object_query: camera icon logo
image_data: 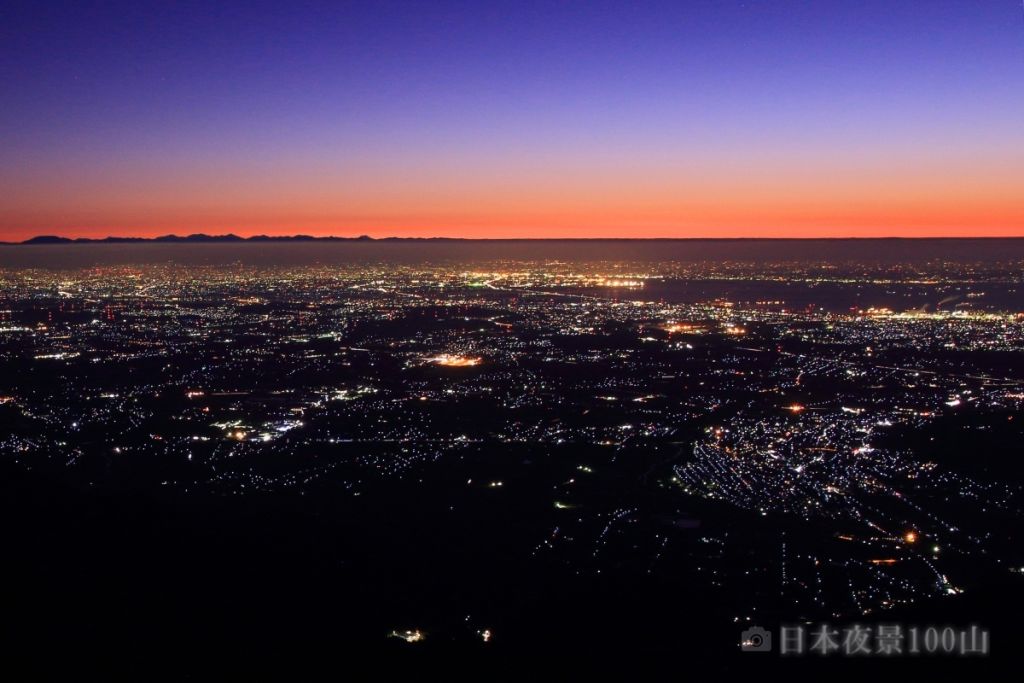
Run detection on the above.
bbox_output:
[740,627,772,652]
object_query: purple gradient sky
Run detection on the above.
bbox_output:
[2,1,1023,239]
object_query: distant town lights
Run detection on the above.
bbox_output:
[426,353,481,367]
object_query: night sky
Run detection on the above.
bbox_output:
[2,1,1023,240]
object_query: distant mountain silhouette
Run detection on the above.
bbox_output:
[21,235,76,244]
[14,233,394,245]
[152,233,245,243]
[4,235,520,245]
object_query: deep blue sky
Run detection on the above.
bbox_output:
[2,1,1023,238]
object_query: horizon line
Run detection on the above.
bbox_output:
[5,233,1024,246]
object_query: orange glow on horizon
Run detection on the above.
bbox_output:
[3,158,1023,241]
